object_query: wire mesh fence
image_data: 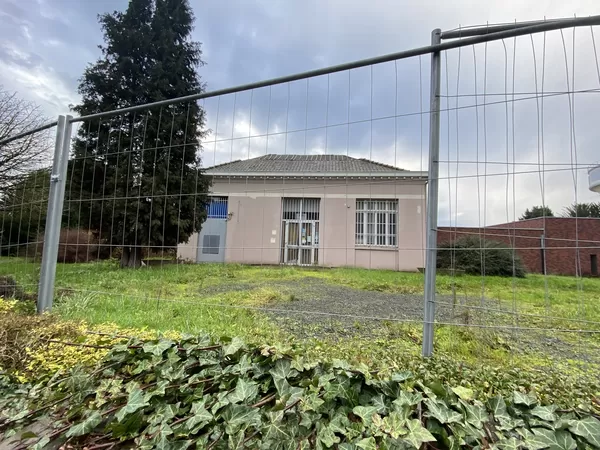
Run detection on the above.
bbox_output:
[0,18,599,378]
[0,124,57,298]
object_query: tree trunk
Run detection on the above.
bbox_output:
[120,246,142,268]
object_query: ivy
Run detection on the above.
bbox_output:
[1,336,599,449]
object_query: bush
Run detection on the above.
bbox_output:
[437,235,526,277]
[29,228,111,263]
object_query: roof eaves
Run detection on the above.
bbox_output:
[207,171,428,178]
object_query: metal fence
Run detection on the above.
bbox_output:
[1,16,600,369]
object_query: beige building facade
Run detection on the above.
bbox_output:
[178,155,427,272]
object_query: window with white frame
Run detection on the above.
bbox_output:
[355,200,398,247]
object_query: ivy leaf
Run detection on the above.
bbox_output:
[149,404,178,426]
[132,359,153,374]
[424,399,463,424]
[185,402,212,431]
[66,411,103,437]
[270,359,296,381]
[380,411,409,439]
[142,340,174,356]
[221,404,261,435]
[527,428,576,450]
[339,444,358,450]
[371,393,388,414]
[356,436,377,450]
[352,405,380,426]
[568,416,600,447]
[152,430,174,450]
[403,419,437,449]
[452,386,474,401]
[391,372,412,383]
[227,431,245,449]
[224,337,245,356]
[329,413,351,435]
[462,402,489,429]
[303,392,325,411]
[495,437,520,450]
[318,424,341,447]
[393,391,422,408]
[263,411,293,441]
[228,378,259,404]
[116,387,150,422]
[488,396,510,421]
[31,436,50,450]
[513,391,537,407]
[171,441,192,450]
[531,406,557,422]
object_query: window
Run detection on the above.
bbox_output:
[206,197,228,219]
[202,235,220,254]
[355,200,397,247]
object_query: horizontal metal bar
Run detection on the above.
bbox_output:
[0,120,59,147]
[67,14,600,123]
[441,17,568,39]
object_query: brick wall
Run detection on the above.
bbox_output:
[438,218,600,276]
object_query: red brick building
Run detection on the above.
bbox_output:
[438,217,600,276]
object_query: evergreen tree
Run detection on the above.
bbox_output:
[563,202,600,218]
[68,0,210,268]
[519,205,554,220]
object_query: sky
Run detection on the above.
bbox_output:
[1,0,600,226]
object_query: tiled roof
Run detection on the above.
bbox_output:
[206,154,408,175]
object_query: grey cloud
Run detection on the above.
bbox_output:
[2,0,600,228]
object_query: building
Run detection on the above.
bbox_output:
[438,217,600,276]
[177,154,427,271]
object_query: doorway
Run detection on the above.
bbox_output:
[281,198,320,266]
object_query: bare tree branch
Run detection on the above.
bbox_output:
[0,87,51,189]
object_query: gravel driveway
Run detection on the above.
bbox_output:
[202,276,600,363]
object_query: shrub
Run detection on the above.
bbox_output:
[30,228,110,263]
[437,235,526,277]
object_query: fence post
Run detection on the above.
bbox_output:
[37,115,72,313]
[422,29,442,357]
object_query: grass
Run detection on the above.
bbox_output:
[1,258,600,367]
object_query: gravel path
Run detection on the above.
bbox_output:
[200,277,600,363]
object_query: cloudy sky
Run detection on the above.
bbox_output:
[1,0,600,226]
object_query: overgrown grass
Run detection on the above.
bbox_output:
[2,258,599,370]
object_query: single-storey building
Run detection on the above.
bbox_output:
[178,154,427,271]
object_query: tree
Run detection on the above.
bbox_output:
[0,88,49,190]
[67,0,210,268]
[519,205,554,220]
[562,202,600,218]
[0,168,50,255]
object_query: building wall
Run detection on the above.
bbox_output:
[178,177,426,271]
[438,218,600,276]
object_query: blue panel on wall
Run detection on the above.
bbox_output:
[207,198,228,219]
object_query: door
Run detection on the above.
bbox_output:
[281,198,320,266]
[197,197,228,263]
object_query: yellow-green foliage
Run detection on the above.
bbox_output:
[0,298,180,383]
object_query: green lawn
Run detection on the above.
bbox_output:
[2,258,599,361]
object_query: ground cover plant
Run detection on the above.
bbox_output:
[1,334,599,449]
